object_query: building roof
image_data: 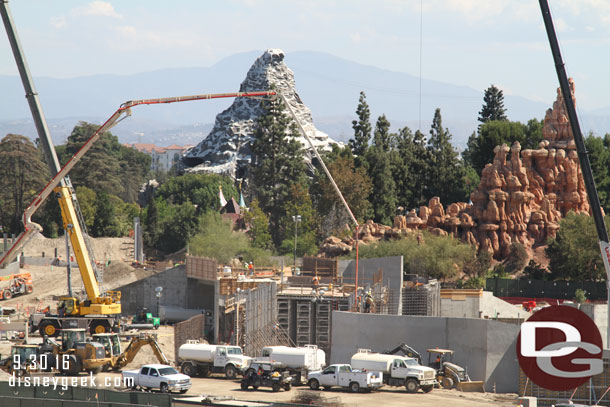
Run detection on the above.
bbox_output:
[129,143,190,154]
[221,198,241,215]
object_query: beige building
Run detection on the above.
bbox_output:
[127,143,191,172]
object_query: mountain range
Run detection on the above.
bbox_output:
[1,50,609,149]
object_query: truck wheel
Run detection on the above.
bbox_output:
[61,355,81,376]
[3,290,12,300]
[39,321,59,337]
[225,365,237,380]
[422,385,434,393]
[245,368,255,376]
[160,383,169,393]
[441,377,454,389]
[405,379,420,393]
[25,285,33,294]
[284,383,292,391]
[181,362,196,377]
[308,379,320,390]
[90,321,110,335]
[272,383,280,392]
[349,381,360,393]
[240,382,248,390]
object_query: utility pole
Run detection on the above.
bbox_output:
[292,215,301,275]
[539,0,610,346]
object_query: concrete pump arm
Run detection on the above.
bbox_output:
[0,91,276,302]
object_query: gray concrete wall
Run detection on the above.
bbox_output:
[441,291,529,319]
[339,256,403,314]
[118,265,188,315]
[330,311,520,392]
[186,278,215,310]
[568,303,608,348]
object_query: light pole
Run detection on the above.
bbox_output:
[292,215,301,275]
[155,286,163,319]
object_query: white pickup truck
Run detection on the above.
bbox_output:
[122,364,191,393]
[307,364,383,393]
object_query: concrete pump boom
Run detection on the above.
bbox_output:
[0,91,276,299]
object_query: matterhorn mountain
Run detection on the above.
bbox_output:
[181,49,340,178]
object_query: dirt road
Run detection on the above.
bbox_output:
[91,372,517,407]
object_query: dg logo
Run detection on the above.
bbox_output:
[517,305,603,391]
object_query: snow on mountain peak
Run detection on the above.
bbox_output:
[182,49,340,178]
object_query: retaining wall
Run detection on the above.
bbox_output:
[330,311,519,392]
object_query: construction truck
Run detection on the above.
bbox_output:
[351,349,436,393]
[259,345,326,385]
[92,332,169,371]
[178,341,250,379]
[0,273,33,300]
[383,343,484,392]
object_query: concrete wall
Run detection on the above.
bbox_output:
[330,311,520,392]
[118,265,188,315]
[339,256,403,314]
[569,303,608,348]
[441,291,529,319]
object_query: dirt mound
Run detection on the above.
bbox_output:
[21,232,133,262]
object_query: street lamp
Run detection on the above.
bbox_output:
[292,215,301,275]
[155,286,163,320]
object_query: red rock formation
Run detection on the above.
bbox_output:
[318,79,590,259]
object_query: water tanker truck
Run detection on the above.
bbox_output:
[259,345,326,385]
[350,349,436,393]
[178,341,251,379]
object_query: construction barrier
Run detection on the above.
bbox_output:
[0,381,171,407]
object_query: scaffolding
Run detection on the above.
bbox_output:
[402,278,441,316]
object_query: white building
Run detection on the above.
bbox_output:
[127,143,191,172]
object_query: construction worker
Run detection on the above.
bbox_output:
[312,276,319,287]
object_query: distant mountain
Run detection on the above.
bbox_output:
[2,50,607,148]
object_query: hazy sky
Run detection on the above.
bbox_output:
[2,1,610,111]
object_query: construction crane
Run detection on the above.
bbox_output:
[0,90,276,336]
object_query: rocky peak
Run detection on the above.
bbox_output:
[182,49,339,178]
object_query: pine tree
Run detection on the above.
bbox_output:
[250,97,307,245]
[349,91,372,168]
[478,85,508,123]
[373,114,391,152]
[366,145,397,225]
[426,108,467,203]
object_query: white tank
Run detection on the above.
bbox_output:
[178,343,217,363]
[261,345,325,370]
[351,351,401,373]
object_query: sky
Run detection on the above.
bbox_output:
[2,0,610,112]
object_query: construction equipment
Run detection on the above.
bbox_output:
[383,343,484,392]
[130,308,160,330]
[0,344,42,376]
[30,328,111,376]
[92,332,169,371]
[426,349,484,392]
[0,273,33,300]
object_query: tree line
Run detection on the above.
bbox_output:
[3,85,610,282]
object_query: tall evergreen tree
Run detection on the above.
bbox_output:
[373,114,391,152]
[349,91,372,168]
[478,85,508,123]
[250,97,307,245]
[426,109,467,203]
[366,145,397,225]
